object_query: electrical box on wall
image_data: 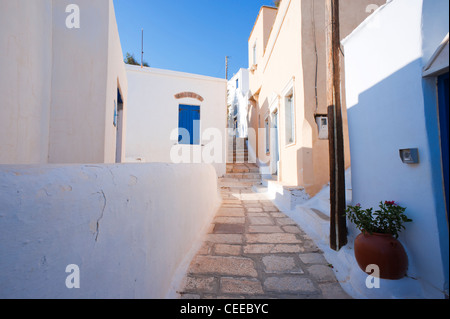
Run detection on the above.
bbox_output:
[399,148,420,164]
[315,114,329,140]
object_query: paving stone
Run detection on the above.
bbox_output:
[244,203,263,208]
[182,276,217,293]
[222,204,244,208]
[262,255,304,274]
[263,206,279,212]
[319,283,351,299]
[248,225,284,233]
[247,213,271,218]
[307,264,337,283]
[248,217,273,225]
[247,207,264,213]
[246,233,301,244]
[220,277,264,295]
[214,244,242,256]
[222,200,241,204]
[243,244,302,254]
[213,223,245,234]
[206,234,243,244]
[217,208,245,217]
[275,217,297,226]
[297,240,320,253]
[299,253,328,265]
[189,256,258,277]
[270,213,286,218]
[197,242,212,255]
[264,276,319,294]
[282,226,302,234]
[214,217,245,224]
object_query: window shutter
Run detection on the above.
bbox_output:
[178,105,200,145]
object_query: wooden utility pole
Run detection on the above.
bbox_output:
[326,0,347,251]
[225,56,229,80]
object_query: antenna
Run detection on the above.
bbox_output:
[141,28,144,68]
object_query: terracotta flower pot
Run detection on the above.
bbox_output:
[354,232,408,280]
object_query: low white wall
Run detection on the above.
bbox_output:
[0,163,220,299]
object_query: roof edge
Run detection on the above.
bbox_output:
[248,6,278,42]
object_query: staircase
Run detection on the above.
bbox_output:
[221,136,261,189]
[227,137,248,164]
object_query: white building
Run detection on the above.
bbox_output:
[0,0,222,299]
[343,0,449,298]
[227,68,250,139]
[125,65,228,177]
[0,0,128,164]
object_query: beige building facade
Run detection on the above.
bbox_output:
[248,0,385,197]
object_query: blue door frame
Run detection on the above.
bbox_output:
[438,73,449,220]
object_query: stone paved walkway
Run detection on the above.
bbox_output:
[177,163,350,299]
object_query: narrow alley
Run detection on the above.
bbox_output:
[178,155,350,299]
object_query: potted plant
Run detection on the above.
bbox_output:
[346,201,413,280]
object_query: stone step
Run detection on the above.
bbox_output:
[233,154,248,157]
[226,164,259,173]
[220,178,261,184]
[218,181,257,187]
[229,168,259,173]
[227,163,258,168]
[224,173,261,179]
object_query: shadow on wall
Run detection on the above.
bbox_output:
[346,58,448,297]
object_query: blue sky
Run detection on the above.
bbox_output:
[113,0,276,79]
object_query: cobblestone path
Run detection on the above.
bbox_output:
[177,163,350,299]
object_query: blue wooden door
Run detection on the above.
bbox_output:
[438,73,449,218]
[178,105,200,145]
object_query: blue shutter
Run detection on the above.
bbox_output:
[192,106,200,145]
[178,105,200,145]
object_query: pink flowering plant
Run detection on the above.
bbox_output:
[345,201,412,238]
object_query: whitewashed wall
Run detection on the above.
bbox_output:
[343,0,449,298]
[0,163,220,299]
[228,68,250,138]
[125,66,227,177]
[0,0,53,164]
[49,0,128,164]
[0,0,127,165]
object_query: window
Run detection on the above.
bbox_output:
[236,78,239,89]
[265,117,270,154]
[285,94,295,145]
[178,105,200,145]
[253,42,257,65]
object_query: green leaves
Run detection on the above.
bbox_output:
[124,52,149,67]
[345,201,412,238]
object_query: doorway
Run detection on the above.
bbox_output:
[271,110,280,177]
[115,88,124,163]
[438,72,449,219]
